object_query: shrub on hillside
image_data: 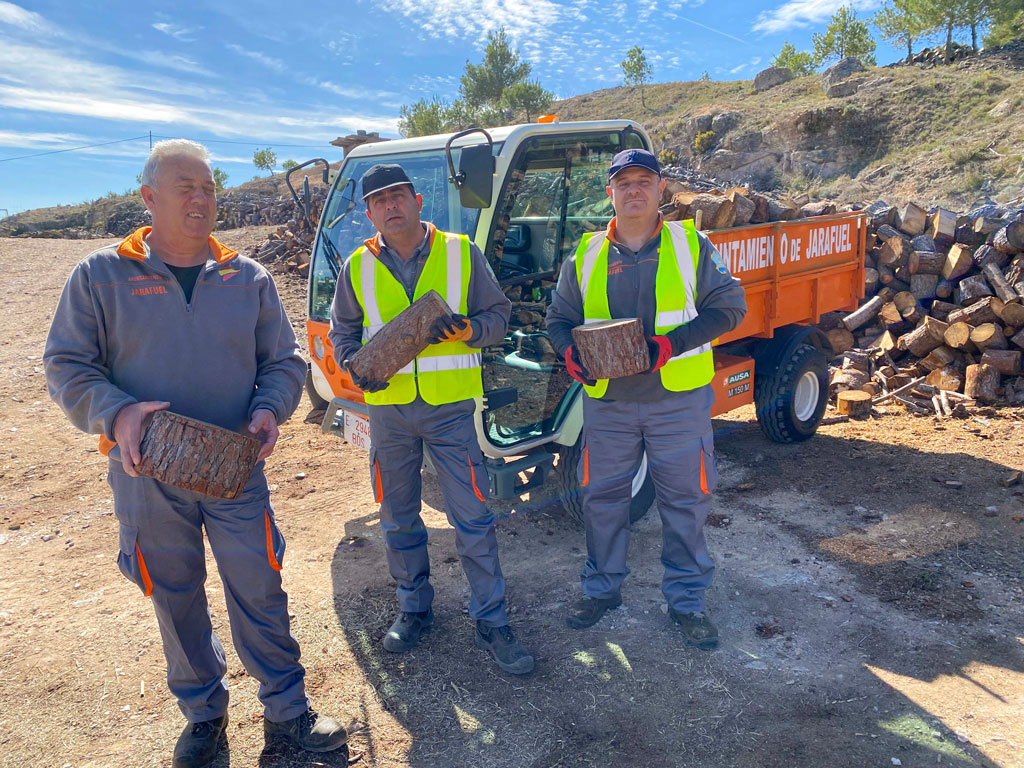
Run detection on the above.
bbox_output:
[693,131,716,154]
[658,148,679,166]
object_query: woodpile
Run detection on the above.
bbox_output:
[824,201,1024,418]
[658,180,851,228]
[249,222,316,276]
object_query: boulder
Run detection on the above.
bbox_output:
[821,57,865,90]
[826,80,859,99]
[753,67,794,93]
[723,131,762,152]
[711,111,741,134]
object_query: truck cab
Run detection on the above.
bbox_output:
[304,119,866,523]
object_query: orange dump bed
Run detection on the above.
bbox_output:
[708,211,868,344]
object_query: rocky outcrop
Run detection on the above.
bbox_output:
[753,67,794,92]
[821,57,865,90]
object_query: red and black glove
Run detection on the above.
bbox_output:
[647,335,674,373]
[565,345,597,386]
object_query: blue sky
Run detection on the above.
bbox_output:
[1,0,925,215]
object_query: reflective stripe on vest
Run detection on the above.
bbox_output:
[349,230,483,406]
[575,220,714,398]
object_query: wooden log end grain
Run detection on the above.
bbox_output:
[137,411,261,500]
[964,363,1001,402]
[836,390,872,418]
[348,289,451,383]
[571,318,650,379]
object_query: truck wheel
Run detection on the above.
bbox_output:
[754,343,828,443]
[555,438,655,528]
[305,363,330,410]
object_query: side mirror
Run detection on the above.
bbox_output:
[446,128,494,209]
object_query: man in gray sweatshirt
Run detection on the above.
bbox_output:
[43,140,346,768]
[329,164,533,675]
[546,149,747,648]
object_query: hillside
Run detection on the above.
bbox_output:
[555,41,1024,209]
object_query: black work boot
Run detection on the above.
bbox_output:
[475,622,535,675]
[172,714,228,768]
[669,608,719,650]
[382,609,433,653]
[264,708,347,752]
[565,593,622,629]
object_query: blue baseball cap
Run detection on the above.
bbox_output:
[608,149,661,181]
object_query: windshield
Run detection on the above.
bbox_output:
[309,147,488,321]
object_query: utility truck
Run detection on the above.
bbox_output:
[293,120,866,523]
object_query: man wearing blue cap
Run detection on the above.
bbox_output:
[546,149,747,648]
[328,164,534,675]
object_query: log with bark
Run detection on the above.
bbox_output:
[958,274,994,306]
[137,411,261,500]
[910,273,939,301]
[964,363,1000,402]
[1012,328,1024,351]
[943,321,976,352]
[836,390,872,418]
[842,295,885,332]
[878,236,912,268]
[898,315,948,357]
[829,368,869,398]
[930,209,957,243]
[347,289,452,383]
[992,217,1024,255]
[571,318,650,379]
[982,262,1020,305]
[973,216,1004,236]
[970,322,1008,352]
[918,346,956,371]
[935,279,955,299]
[826,327,855,355]
[973,244,1008,270]
[926,366,964,392]
[898,202,928,236]
[980,349,1021,376]
[878,302,905,333]
[930,300,960,322]
[728,189,756,226]
[909,250,944,274]
[946,296,1004,326]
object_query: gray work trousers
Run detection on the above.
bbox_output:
[108,460,309,723]
[578,385,718,613]
[367,398,508,627]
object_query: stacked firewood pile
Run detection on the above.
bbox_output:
[659,178,847,227]
[825,200,1024,418]
[248,219,316,277]
[217,187,327,231]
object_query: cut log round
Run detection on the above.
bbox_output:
[728,189,756,226]
[826,327,855,355]
[893,291,917,313]
[935,279,954,299]
[836,390,872,418]
[842,295,885,332]
[930,209,957,243]
[898,315,948,357]
[973,216,1004,236]
[348,289,453,384]
[829,368,868,398]
[992,217,1024,254]
[900,304,924,325]
[919,346,956,371]
[926,366,964,392]
[944,321,976,352]
[878,236,911,268]
[864,268,879,294]
[982,262,1020,305]
[910,273,940,301]
[930,300,960,321]
[909,250,944,274]
[947,296,1005,326]
[842,349,874,373]
[875,224,905,243]
[137,411,261,500]
[970,322,1009,351]
[980,349,1021,375]
[964,363,1000,402]
[878,302,905,332]
[958,274,994,306]
[571,318,649,379]
[973,244,1008,270]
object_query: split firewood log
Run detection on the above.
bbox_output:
[926,366,964,392]
[958,274,994,306]
[919,346,956,371]
[992,217,1024,254]
[137,411,261,500]
[842,295,885,332]
[1011,328,1024,350]
[982,262,1020,305]
[943,321,976,352]
[898,202,927,236]
[974,244,1008,270]
[930,209,957,243]
[947,296,1004,326]
[942,243,973,280]
[826,328,855,355]
[909,251,944,274]
[910,273,939,301]
[571,318,649,379]
[930,300,960,321]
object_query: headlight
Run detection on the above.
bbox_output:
[312,335,325,360]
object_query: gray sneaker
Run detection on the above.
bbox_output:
[172,714,227,768]
[475,622,535,675]
[263,708,347,752]
[668,608,719,650]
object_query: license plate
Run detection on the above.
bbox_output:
[342,409,372,451]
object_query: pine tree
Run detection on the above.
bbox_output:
[621,46,653,108]
[873,0,929,63]
[812,6,878,66]
[771,41,816,76]
[459,28,531,109]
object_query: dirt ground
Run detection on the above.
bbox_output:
[1,231,1022,768]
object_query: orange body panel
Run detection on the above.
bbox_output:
[710,353,755,417]
[307,321,365,407]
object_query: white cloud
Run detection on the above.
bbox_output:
[226,44,287,73]
[152,21,201,41]
[0,1,52,33]
[752,0,881,34]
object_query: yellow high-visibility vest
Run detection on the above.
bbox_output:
[350,230,482,405]
[574,219,714,398]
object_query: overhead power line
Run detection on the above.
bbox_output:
[151,134,330,149]
[0,135,149,163]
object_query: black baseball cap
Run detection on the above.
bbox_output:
[608,149,661,181]
[360,164,415,200]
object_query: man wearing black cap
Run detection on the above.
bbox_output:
[328,164,533,675]
[546,149,747,648]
